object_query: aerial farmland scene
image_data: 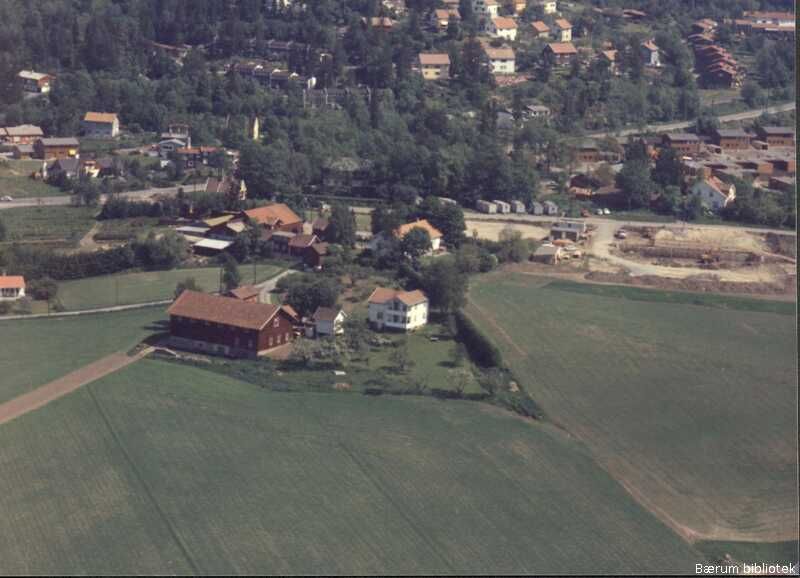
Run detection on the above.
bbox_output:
[0,0,797,575]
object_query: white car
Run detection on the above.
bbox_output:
[595,208,604,215]
[603,208,611,215]
[0,195,13,202]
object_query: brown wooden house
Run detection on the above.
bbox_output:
[755,126,795,147]
[661,133,702,155]
[713,129,751,150]
[303,242,329,269]
[167,290,297,357]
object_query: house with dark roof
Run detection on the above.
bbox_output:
[662,133,702,155]
[34,137,80,160]
[755,126,795,147]
[303,242,329,269]
[288,234,319,256]
[713,129,752,150]
[167,290,297,357]
[367,287,429,331]
[311,306,346,337]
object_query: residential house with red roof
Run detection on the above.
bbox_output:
[367,287,429,331]
[242,203,304,234]
[0,276,26,301]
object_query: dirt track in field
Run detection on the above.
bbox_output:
[0,350,148,426]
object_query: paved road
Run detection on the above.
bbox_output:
[589,101,796,140]
[0,185,181,211]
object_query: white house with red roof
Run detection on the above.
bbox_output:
[367,287,429,331]
[0,276,26,301]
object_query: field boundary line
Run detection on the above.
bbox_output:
[465,296,527,357]
[84,384,201,575]
[0,300,171,322]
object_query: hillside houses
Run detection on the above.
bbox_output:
[488,17,518,41]
[688,25,741,88]
[484,46,516,75]
[0,125,44,145]
[543,42,577,66]
[419,53,451,80]
[18,70,53,94]
[82,112,120,138]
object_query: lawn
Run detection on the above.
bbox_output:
[0,307,165,404]
[56,264,284,311]
[0,359,701,574]
[467,272,798,544]
[0,159,62,199]
[306,208,372,232]
[183,319,484,396]
[0,205,97,246]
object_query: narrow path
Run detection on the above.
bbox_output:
[0,349,150,426]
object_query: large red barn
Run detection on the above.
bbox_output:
[167,290,297,357]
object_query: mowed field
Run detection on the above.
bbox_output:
[467,272,798,545]
[0,307,165,403]
[0,359,701,575]
[56,264,283,310]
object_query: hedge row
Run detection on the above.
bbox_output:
[453,310,503,368]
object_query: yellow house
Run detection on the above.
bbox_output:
[419,53,451,80]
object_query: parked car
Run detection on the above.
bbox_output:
[595,208,604,215]
[603,208,611,215]
[0,195,13,202]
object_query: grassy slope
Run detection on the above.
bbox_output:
[0,307,165,403]
[0,205,97,245]
[0,359,700,575]
[0,159,62,199]
[468,273,798,541]
[56,264,283,310]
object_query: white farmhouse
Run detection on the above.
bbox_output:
[0,276,26,301]
[689,177,736,212]
[368,288,429,332]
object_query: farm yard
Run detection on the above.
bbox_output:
[0,307,165,403]
[467,272,798,546]
[176,319,485,396]
[55,264,284,311]
[0,359,701,575]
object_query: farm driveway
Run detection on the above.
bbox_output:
[0,350,149,426]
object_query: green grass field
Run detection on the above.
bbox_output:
[467,272,798,544]
[0,359,702,574]
[56,264,283,310]
[0,307,165,403]
[0,159,62,199]
[0,205,97,246]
